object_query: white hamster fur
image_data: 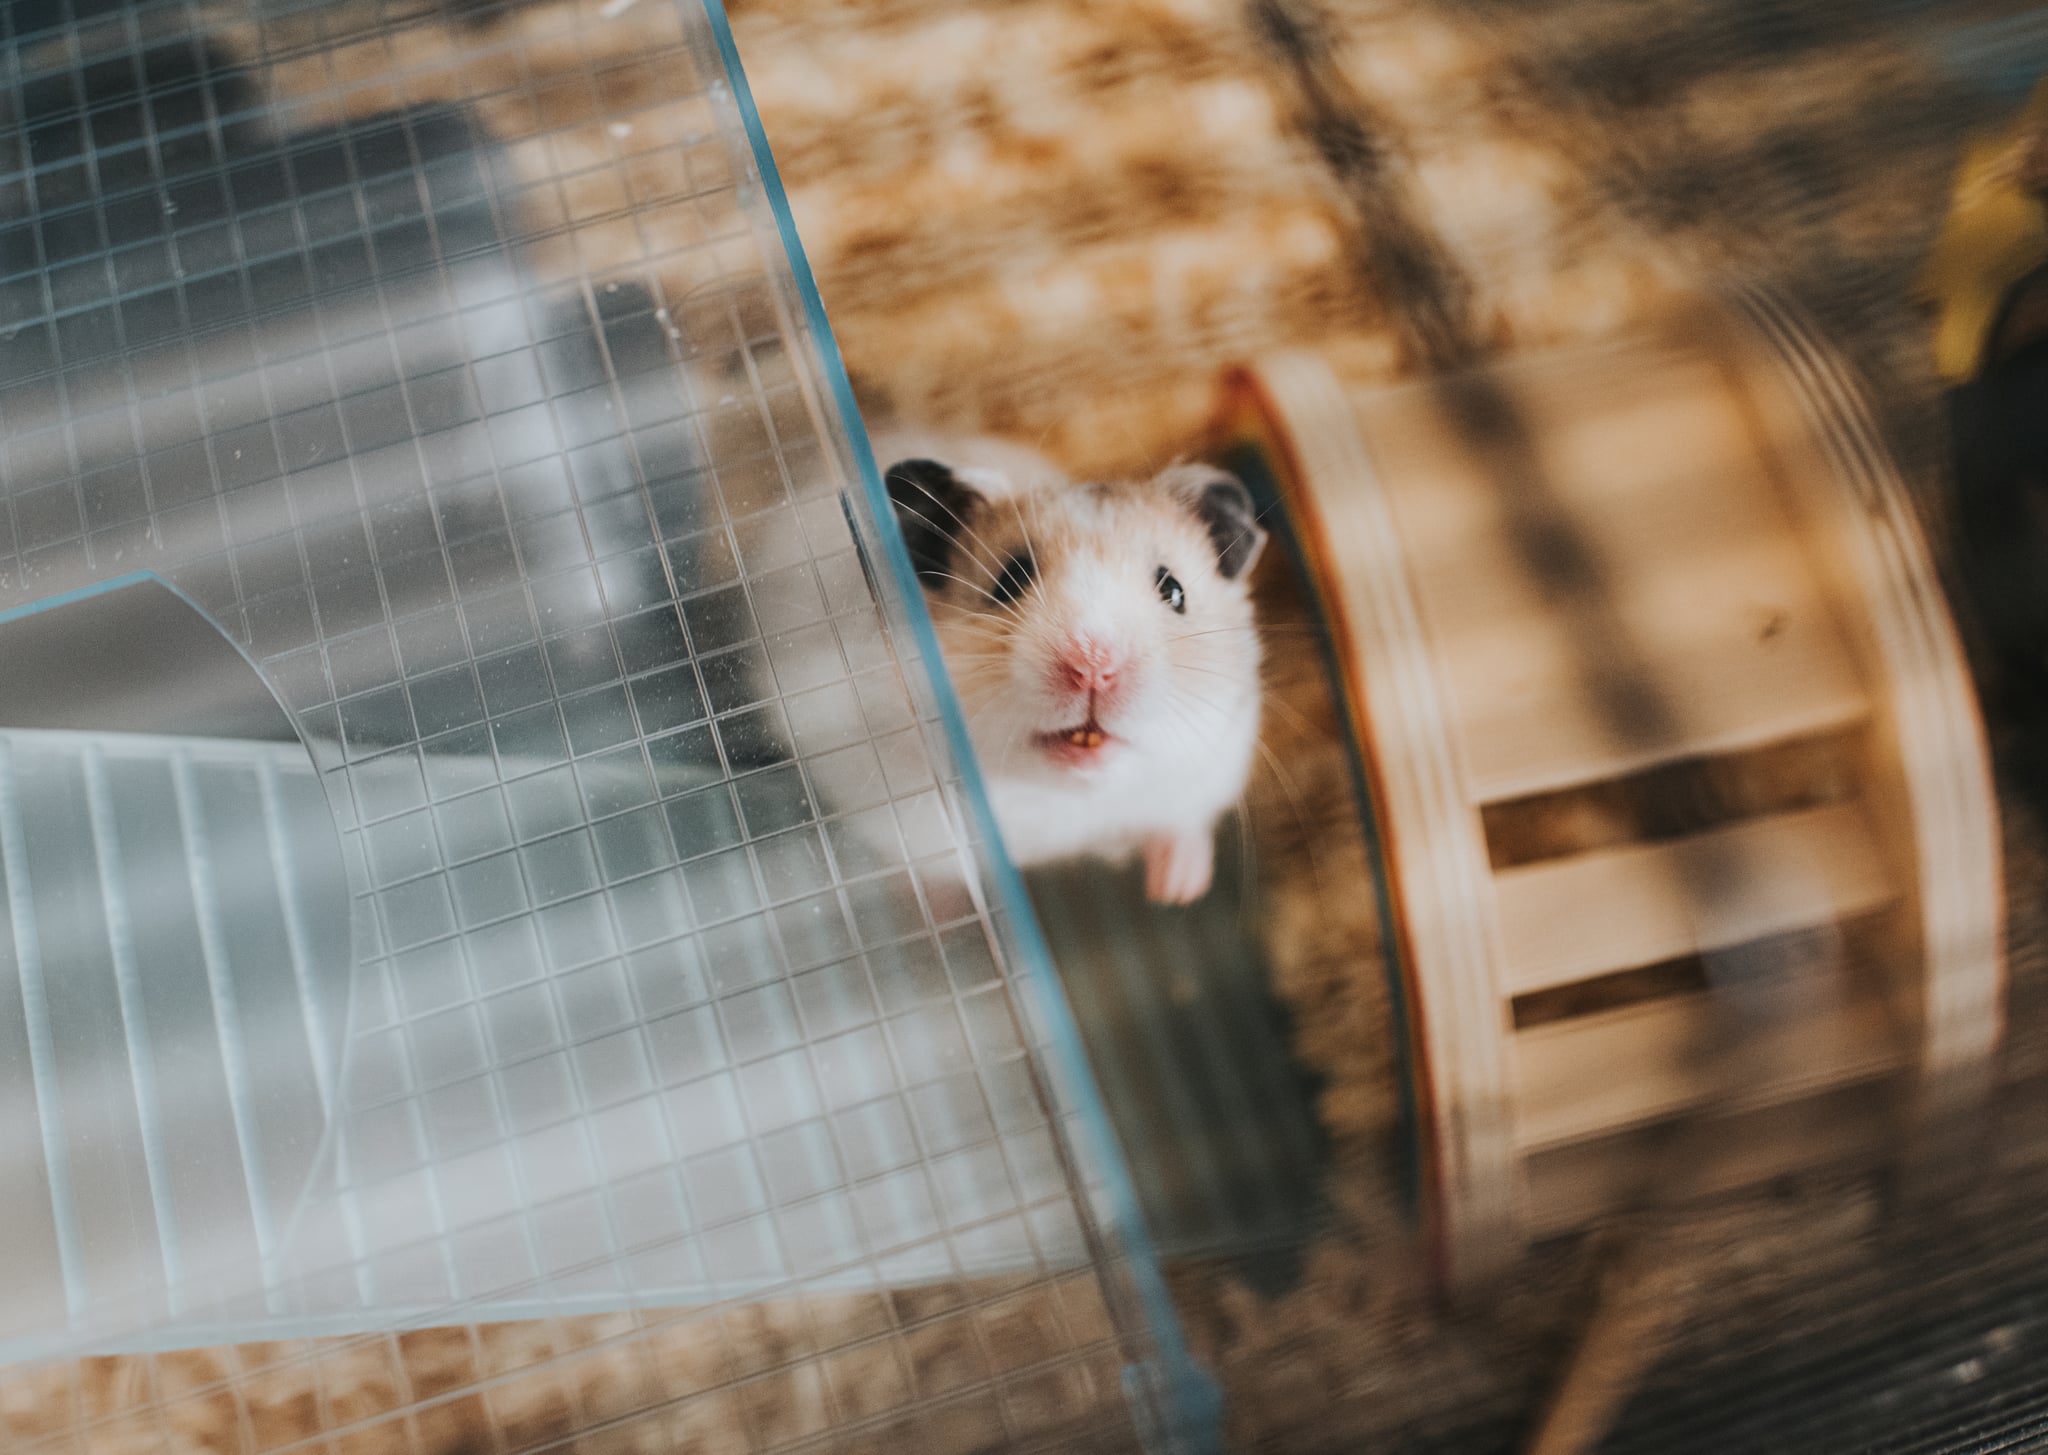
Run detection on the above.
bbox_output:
[861,429,1267,903]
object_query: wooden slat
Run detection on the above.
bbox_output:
[1354,344,1871,802]
[1514,991,1902,1152]
[1222,355,1525,1286]
[1712,291,2006,1150]
[1495,802,1896,997]
[1521,1081,1893,1238]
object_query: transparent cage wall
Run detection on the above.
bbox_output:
[0,0,1213,1449]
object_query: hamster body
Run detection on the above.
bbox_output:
[869,430,1266,903]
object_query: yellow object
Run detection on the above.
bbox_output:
[1920,79,2048,382]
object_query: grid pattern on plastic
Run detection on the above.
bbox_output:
[0,0,1181,1447]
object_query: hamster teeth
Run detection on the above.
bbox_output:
[1063,728,1106,749]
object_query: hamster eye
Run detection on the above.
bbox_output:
[1155,566,1186,614]
[992,551,1036,606]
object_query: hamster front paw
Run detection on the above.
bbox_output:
[1142,828,1214,905]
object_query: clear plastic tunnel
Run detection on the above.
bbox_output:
[0,0,1218,1448]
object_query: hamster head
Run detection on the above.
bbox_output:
[882,455,1267,794]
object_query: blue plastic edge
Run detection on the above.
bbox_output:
[695,3,1224,1449]
[0,569,162,628]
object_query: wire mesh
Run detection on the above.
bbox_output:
[0,0,1212,1447]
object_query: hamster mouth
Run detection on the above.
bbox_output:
[1034,715,1117,766]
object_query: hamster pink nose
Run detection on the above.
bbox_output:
[1054,636,1121,696]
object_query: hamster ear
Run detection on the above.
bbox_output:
[1169,467,1266,581]
[883,458,985,586]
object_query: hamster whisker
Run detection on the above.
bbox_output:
[987,717,1030,781]
[931,618,1016,646]
[1017,494,1048,589]
[1163,676,1260,724]
[1176,662,1319,736]
[1172,660,1266,696]
[931,625,1010,650]
[1236,741,1306,912]
[946,675,1005,701]
[918,566,1029,617]
[1249,735,1313,843]
[1152,686,1247,763]
[961,690,1020,743]
[1245,722,1351,909]
[944,492,1032,588]
[1154,688,1312,891]
[1173,623,1318,642]
[1160,681,1239,719]
[944,672,1003,697]
[889,498,1016,593]
[906,482,1032,597]
[941,639,1013,660]
[937,637,1021,667]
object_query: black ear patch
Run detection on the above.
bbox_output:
[1193,471,1267,581]
[884,458,983,588]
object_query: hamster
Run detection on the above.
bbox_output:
[869,430,1267,904]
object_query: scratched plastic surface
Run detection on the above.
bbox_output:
[0,0,1213,1448]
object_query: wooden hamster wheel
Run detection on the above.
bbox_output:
[1214,290,2005,1289]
